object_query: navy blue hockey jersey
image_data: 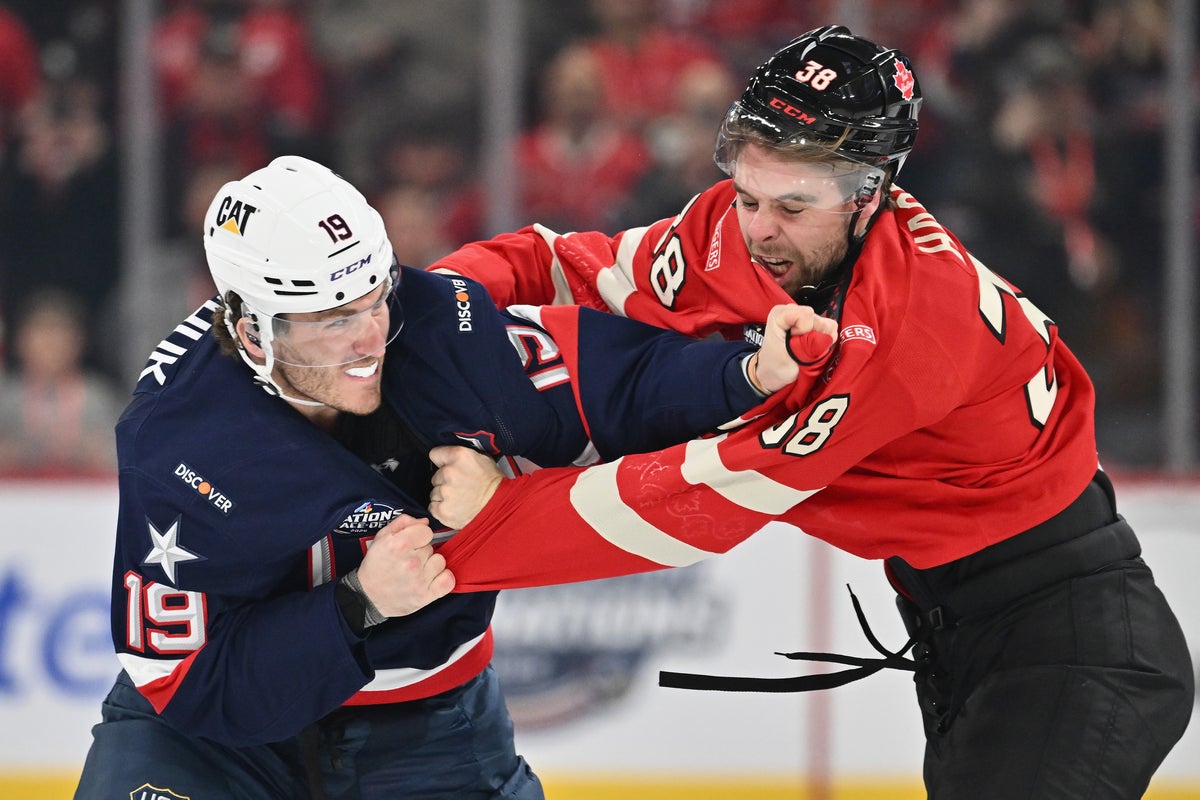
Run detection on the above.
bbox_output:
[112,267,761,746]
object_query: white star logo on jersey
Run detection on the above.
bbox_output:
[143,517,201,583]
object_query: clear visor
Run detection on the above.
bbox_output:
[267,276,403,368]
[715,105,884,214]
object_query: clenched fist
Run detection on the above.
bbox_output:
[750,304,838,393]
[354,514,455,617]
[428,445,504,529]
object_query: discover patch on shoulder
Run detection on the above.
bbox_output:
[173,462,236,516]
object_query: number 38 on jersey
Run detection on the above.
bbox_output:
[760,395,850,456]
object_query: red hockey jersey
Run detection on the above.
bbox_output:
[434,182,1101,585]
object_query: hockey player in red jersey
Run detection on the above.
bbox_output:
[428,25,1193,799]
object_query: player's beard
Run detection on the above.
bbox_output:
[744,206,857,301]
[759,233,850,301]
[274,358,383,416]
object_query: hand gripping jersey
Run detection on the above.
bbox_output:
[113,266,764,746]
[430,182,1102,588]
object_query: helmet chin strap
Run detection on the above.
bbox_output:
[841,181,890,263]
[789,200,883,307]
[243,352,327,408]
[825,208,870,281]
[249,371,327,408]
[229,304,327,408]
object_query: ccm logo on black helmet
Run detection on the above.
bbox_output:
[768,97,816,125]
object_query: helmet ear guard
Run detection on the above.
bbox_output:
[855,168,884,207]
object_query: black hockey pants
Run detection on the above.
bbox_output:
[888,472,1194,800]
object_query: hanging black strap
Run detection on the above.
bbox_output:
[659,586,916,693]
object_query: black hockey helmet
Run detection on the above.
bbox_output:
[716,25,922,176]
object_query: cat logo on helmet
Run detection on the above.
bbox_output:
[213,196,258,236]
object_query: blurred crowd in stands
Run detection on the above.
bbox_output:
[0,0,1193,476]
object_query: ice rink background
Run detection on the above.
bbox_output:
[1,478,1196,797]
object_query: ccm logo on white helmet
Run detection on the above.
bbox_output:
[330,253,373,282]
[214,196,259,236]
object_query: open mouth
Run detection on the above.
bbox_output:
[345,361,379,379]
[754,255,793,277]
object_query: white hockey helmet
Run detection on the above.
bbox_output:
[202,156,400,397]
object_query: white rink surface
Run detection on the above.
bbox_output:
[0,479,1196,783]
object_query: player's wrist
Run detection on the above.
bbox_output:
[336,568,387,636]
[742,352,773,397]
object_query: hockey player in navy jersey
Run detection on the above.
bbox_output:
[73,155,833,798]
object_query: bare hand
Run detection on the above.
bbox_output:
[428,445,505,529]
[354,514,455,617]
[751,304,838,393]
